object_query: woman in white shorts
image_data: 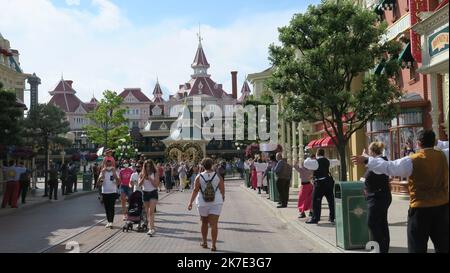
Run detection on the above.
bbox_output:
[188,158,225,252]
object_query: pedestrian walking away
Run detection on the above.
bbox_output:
[188,158,225,252]
[139,160,160,237]
[352,130,449,253]
[164,163,173,193]
[98,160,120,229]
[362,142,392,253]
[178,162,188,192]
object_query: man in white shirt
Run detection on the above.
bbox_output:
[131,163,142,192]
[352,130,449,253]
[303,149,340,224]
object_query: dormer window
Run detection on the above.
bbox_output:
[152,105,162,116]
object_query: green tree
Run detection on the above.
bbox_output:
[24,103,70,195]
[267,0,402,181]
[84,90,128,149]
[0,82,24,146]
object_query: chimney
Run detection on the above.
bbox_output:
[66,80,73,88]
[231,71,238,99]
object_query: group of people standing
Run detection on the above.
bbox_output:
[1,160,30,208]
[352,130,448,253]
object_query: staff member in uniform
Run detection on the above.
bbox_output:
[304,149,338,224]
[352,130,448,253]
[363,142,392,253]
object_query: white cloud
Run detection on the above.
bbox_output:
[0,0,299,106]
[65,0,80,6]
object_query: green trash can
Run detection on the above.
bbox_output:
[244,169,251,188]
[335,181,370,250]
[269,172,280,203]
[82,172,93,191]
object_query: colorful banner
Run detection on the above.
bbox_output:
[410,0,429,63]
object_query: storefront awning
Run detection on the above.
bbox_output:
[398,43,415,68]
[321,136,338,148]
[374,59,386,75]
[306,139,319,149]
[379,0,395,10]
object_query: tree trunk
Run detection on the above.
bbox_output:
[337,143,348,182]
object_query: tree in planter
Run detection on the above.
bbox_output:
[0,82,24,146]
[267,0,402,181]
[84,90,129,150]
[24,104,70,196]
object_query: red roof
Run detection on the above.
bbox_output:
[50,80,76,95]
[192,43,210,68]
[153,82,163,95]
[177,77,231,99]
[49,93,87,113]
[153,97,165,104]
[119,88,151,102]
[48,79,90,113]
[238,81,251,103]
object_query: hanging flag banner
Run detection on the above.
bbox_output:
[410,0,429,63]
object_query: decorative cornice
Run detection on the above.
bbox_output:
[412,4,449,35]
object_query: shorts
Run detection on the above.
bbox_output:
[120,185,131,197]
[143,190,158,202]
[197,204,223,217]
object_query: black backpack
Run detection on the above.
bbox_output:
[200,173,218,202]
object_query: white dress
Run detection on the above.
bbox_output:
[254,162,268,187]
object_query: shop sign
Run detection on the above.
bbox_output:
[429,26,449,58]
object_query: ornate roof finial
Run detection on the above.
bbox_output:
[197,23,203,46]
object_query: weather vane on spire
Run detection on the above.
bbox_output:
[197,23,203,45]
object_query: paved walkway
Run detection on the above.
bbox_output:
[241,181,435,253]
[42,180,325,253]
[0,181,91,218]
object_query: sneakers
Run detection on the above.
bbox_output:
[147,229,155,237]
[105,222,113,229]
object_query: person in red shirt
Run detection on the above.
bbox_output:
[119,160,134,220]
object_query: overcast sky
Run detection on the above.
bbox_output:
[0,0,319,107]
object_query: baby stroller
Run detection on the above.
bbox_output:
[122,191,147,232]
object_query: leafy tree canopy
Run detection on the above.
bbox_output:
[267,0,403,180]
[84,90,129,149]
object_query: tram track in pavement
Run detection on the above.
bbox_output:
[40,191,175,253]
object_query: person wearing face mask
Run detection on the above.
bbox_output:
[98,160,120,229]
[119,160,134,220]
[131,162,142,192]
